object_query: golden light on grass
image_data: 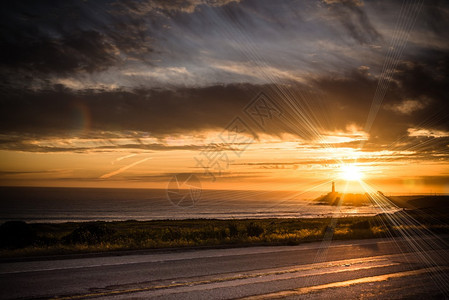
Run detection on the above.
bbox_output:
[340,164,364,182]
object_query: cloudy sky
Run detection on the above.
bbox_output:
[1,0,448,193]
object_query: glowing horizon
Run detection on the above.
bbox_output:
[0,1,448,195]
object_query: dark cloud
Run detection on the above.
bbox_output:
[323,0,381,44]
[0,0,153,86]
[0,0,448,161]
[372,175,449,187]
[0,141,207,153]
[312,49,449,141]
[421,0,449,36]
[388,52,449,132]
[0,0,244,89]
[419,176,449,186]
[0,30,118,75]
[117,0,240,15]
[0,79,357,143]
[0,46,448,155]
[0,83,256,138]
[2,0,446,92]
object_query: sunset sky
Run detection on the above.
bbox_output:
[1,0,448,194]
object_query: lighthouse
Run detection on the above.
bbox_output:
[332,181,335,193]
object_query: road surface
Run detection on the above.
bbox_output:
[1,236,449,299]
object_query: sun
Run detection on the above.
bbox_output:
[340,164,363,181]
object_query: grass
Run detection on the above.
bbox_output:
[2,212,448,259]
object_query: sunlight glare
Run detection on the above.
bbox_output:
[340,164,363,181]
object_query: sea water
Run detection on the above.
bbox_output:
[0,187,399,223]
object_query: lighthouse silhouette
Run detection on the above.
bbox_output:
[332,181,335,193]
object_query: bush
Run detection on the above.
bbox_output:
[350,220,371,230]
[0,221,36,248]
[228,222,239,237]
[161,228,182,241]
[246,222,264,237]
[63,223,115,245]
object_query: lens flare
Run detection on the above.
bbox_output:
[340,164,363,181]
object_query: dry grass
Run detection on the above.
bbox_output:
[1,214,448,258]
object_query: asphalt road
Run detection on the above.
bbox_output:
[1,236,449,299]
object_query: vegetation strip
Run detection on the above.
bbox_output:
[2,213,448,258]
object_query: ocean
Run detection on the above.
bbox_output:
[0,187,398,223]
